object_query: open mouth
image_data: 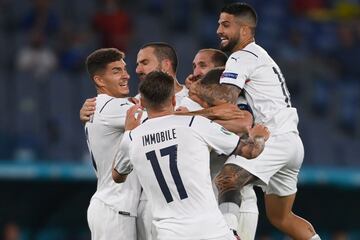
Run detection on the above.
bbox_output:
[220,37,228,45]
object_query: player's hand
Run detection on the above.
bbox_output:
[80,97,96,124]
[185,74,199,89]
[128,97,140,105]
[248,124,270,141]
[125,104,143,131]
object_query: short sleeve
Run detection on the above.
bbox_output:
[191,116,240,156]
[114,131,133,174]
[220,52,256,89]
[236,95,253,115]
[97,99,132,129]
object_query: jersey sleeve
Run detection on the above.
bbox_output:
[236,95,253,116]
[97,99,132,129]
[114,131,133,175]
[220,52,257,89]
[191,116,240,156]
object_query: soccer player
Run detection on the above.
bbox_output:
[81,42,187,121]
[81,42,188,240]
[84,48,141,240]
[112,71,269,240]
[136,42,188,105]
[211,3,321,239]
[181,50,260,239]
[184,48,228,89]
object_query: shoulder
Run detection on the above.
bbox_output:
[176,86,189,98]
[226,50,257,69]
[187,115,213,128]
[96,96,133,115]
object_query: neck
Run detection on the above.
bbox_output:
[233,37,255,52]
[174,80,183,93]
[189,94,206,108]
[147,108,174,119]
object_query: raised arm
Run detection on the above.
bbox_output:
[214,110,253,135]
[175,103,247,120]
[112,104,143,183]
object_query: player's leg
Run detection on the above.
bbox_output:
[214,163,257,231]
[264,133,320,240]
[237,212,258,240]
[264,193,319,240]
[217,133,302,238]
[237,185,258,240]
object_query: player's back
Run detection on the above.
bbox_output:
[128,115,234,239]
[85,94,140,216]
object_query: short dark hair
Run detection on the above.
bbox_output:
[221,3,257,34]
[199,49,228,67]
[200,67,225,85]
[198,67,238,106]
[141,42,178,73]
[139,71,175,109]
[86,48,125,79]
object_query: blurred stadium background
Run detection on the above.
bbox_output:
[0,0,359,239]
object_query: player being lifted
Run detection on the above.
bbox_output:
[196,3,321,240]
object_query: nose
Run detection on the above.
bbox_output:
[124,70,130,80]
[193,66,202,79]
[216,25,223,36]
[135,65,142,75]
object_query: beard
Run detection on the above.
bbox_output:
[219,36,239,53]
[137,64,163,81]
[138,73,146,81]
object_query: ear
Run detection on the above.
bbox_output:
[200,100,210,109]
[93,75,105,87]
[161,59,172,73]
[240,26,252,38]
[140,96,146,109]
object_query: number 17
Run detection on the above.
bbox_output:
[146,145,188,203]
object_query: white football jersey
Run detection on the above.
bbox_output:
[178,96,258,214]
[84,94,142,216]
[178,96,202,111]
[220,42,299,135]
[174,85,189,108]
[115,115,239,239]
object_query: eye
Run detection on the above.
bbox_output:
[199,63,207,69]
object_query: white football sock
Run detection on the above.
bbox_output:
[219,202,240,230]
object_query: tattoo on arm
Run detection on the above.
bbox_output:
[237,134,265,159]
[214,164,257,205]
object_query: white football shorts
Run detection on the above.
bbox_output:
[226,132,304,196]
[87,198,136,240]
[137,199,154,240]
